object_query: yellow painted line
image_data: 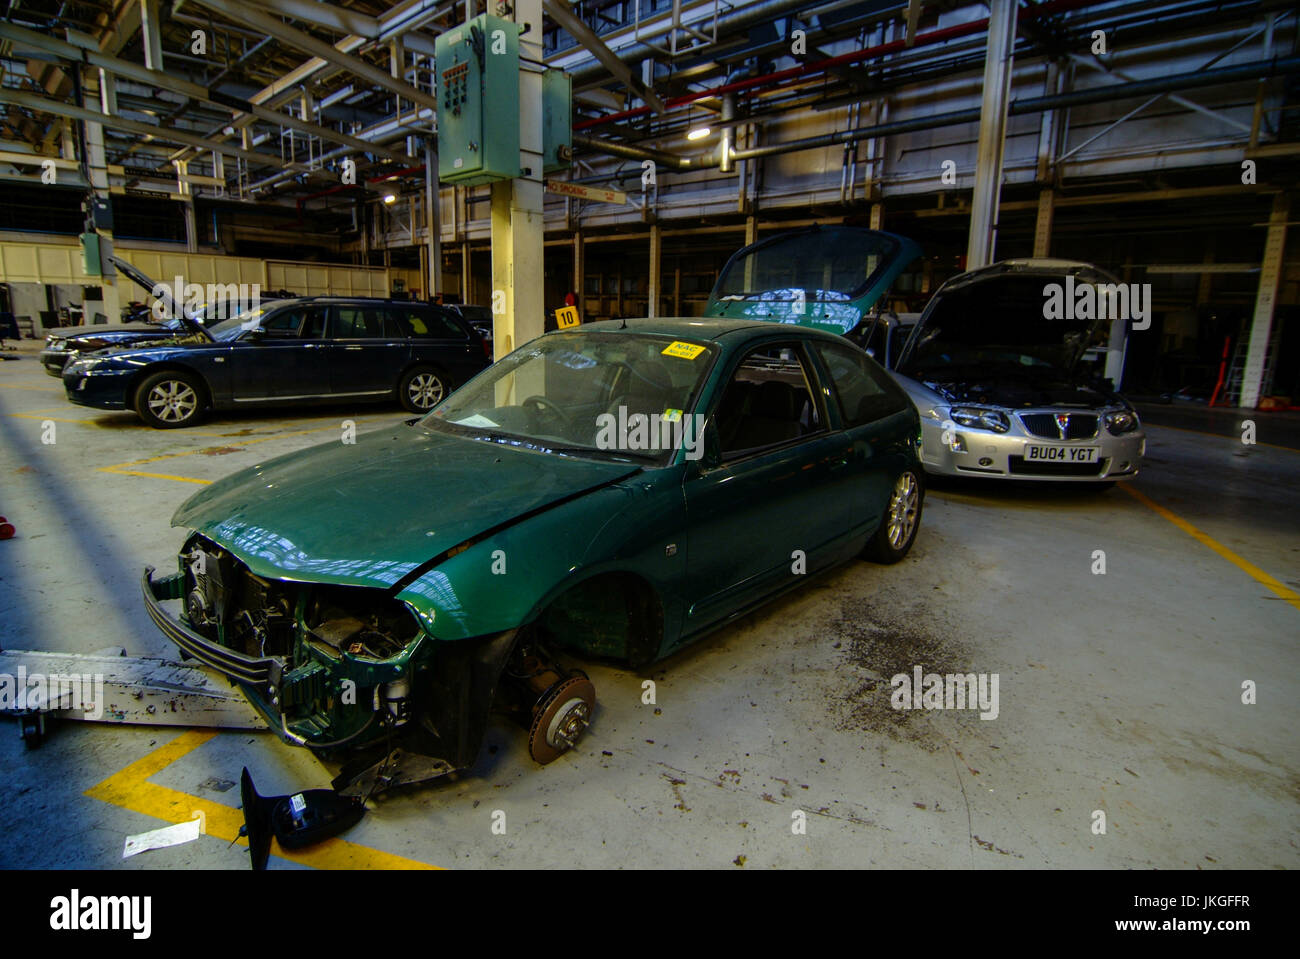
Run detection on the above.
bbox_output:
[1146,421,1300,453]
[85,729,440,870]
[1123,485,1300,612]
[6,411,99,423]
[0,383,63,392]
[107,469,213,485]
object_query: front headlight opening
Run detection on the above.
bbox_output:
[1104,410,1140,434]
[950,406,1010,433]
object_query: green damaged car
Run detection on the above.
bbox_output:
[144,317,924,794]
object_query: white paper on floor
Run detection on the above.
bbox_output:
[122,818,202,859]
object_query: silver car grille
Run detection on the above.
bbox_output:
[1019,412,1099,440]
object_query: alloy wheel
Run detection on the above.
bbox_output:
[147,380,198,423]
[886,472,920,550]
[408,372,444,409]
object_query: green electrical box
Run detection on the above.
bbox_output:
[542,69,572,175]
[80,232,102,277]
[436,13,520,186]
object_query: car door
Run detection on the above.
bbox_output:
[680,339,853,636]
[324,304,411,397]
[808,339,913,541]
[398,305,487,385]
[229,304,329,402]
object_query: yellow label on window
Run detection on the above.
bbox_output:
[662,341,705,360]
[555,306,581,328]
[663,408,683,422]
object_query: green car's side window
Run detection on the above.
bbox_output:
[715,342,825,461]
[815,341,908,428]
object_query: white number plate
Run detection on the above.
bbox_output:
[1025,445,1098,463]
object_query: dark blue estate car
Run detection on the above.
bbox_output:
[63,297,492,428]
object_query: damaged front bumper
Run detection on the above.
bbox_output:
[143,567,283,689]
[142,555,520,795]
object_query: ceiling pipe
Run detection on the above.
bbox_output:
[573,0,1118,131]
[565,0,836,86]
[572,133,700,169]
[718,93,737,173]
[726,54,1300,163]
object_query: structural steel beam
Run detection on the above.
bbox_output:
[170,0,447,165]
[543,0,666,113]
[257,0,381,36]
[966,0,1016,270]
[186,0,442,116]
[0,89,311,172]
[140,0,165,71]
[490,0,545,360]
[0,22,415,163]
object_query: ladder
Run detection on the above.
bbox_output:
[1219,324,1282,407]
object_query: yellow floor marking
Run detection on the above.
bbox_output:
[98,418,392,485]
[107,469,214,485]
[0,383,63,392]
[6,411,99,423]
[85,729,440,870]
[1122,485,1300,612]
[1146,421,1300,453]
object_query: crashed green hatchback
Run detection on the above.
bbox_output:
[144,317,924,794]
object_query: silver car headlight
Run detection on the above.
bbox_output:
[1104,410,1140,435]
[949,406,1010,433]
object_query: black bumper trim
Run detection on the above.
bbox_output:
[142,566,283,688]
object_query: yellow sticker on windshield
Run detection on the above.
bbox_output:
[663,409,683,422]
[662,341,705,360]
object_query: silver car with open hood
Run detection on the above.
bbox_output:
[891,259,1145,483]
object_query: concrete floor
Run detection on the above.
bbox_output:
[2,338,1297,869]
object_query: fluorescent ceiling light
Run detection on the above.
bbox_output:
[383,194,397,204]
[686,126,711,141]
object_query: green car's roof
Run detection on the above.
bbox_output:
[574,316,825,342]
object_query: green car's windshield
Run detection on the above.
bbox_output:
[424,331,717,464]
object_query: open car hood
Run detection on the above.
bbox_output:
[171,424,641,591]
[704,226,921,335]
[48,322,164,339]
[108,255,211,340]
[896,260,1121,381]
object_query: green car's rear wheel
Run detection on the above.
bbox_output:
[863,468,923,564]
